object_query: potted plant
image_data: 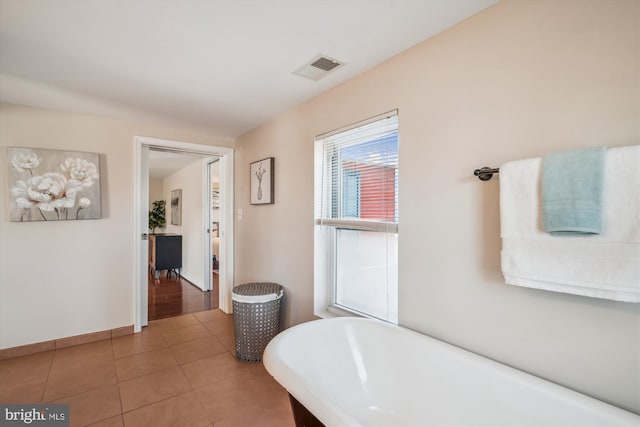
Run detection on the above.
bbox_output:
[149,200,166,234]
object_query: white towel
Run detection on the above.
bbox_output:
[500,145,640,302]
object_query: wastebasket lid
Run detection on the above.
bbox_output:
[232,282,283,303]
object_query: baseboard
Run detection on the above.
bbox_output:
[0,324,135,360]
[180,272,206,291]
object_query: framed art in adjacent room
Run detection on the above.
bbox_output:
[250,157,274,205]
[171,189,182,225]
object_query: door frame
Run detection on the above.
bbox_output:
[133,136,234,332]
[203,158,221,293]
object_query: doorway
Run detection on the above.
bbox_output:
[133,136,234,331]
[146,151,220,320]
[208,159,221,304]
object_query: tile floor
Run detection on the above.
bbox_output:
[0,310,295,427]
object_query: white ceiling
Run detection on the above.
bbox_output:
[0,0,497,139]
[147,149,213,180]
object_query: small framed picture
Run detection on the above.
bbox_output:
[171,189,182,225]
[250,157,274,205]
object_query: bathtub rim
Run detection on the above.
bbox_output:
[264,318,367,426]
[263,317,640,426]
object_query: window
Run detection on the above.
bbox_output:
[341,170,360,218]
[314,111,398,323]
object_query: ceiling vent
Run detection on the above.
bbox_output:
[293,54,346,81]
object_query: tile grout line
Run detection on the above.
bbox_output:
[126,311,227,425]
[117,365,178,415]
[41,346,58,403]
[16,311,235,424]
[191,375,217,427]
[115,348,179,383]
[45,380,120,405]
[108,336,125,425]
[54,338,123,426]
[113,328,169,361]
[0,311,232,422]
[120,389,193,416]
[187,313,234,426]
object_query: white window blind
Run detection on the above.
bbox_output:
[314,111,398,323]
[315,111,398,230]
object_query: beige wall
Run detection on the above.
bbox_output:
[163,159,207,289]
[148,178,164,211]
[234,0,639,413]
[0,103,232,349]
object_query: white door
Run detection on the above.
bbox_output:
[138,145,150,327]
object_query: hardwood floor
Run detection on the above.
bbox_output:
[148,272,219,321]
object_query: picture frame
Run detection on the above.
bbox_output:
[7,147,102,222]
[250,157,274,205]
[211,183,220,210]
[171,189,182,225]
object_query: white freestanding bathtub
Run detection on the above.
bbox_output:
[263,317,639,426]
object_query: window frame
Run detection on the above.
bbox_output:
[314,110,399,323]
[341,169,361,218]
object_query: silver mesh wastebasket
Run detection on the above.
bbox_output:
[232,282,283,362]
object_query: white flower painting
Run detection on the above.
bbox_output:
[8,147,101,222]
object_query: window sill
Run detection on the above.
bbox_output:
[317,304,398,325]
[328,305,365,318]
[315,305,363,319]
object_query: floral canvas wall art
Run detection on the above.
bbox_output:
[8,147,101,222]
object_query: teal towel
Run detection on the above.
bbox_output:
[542,147,606,236]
